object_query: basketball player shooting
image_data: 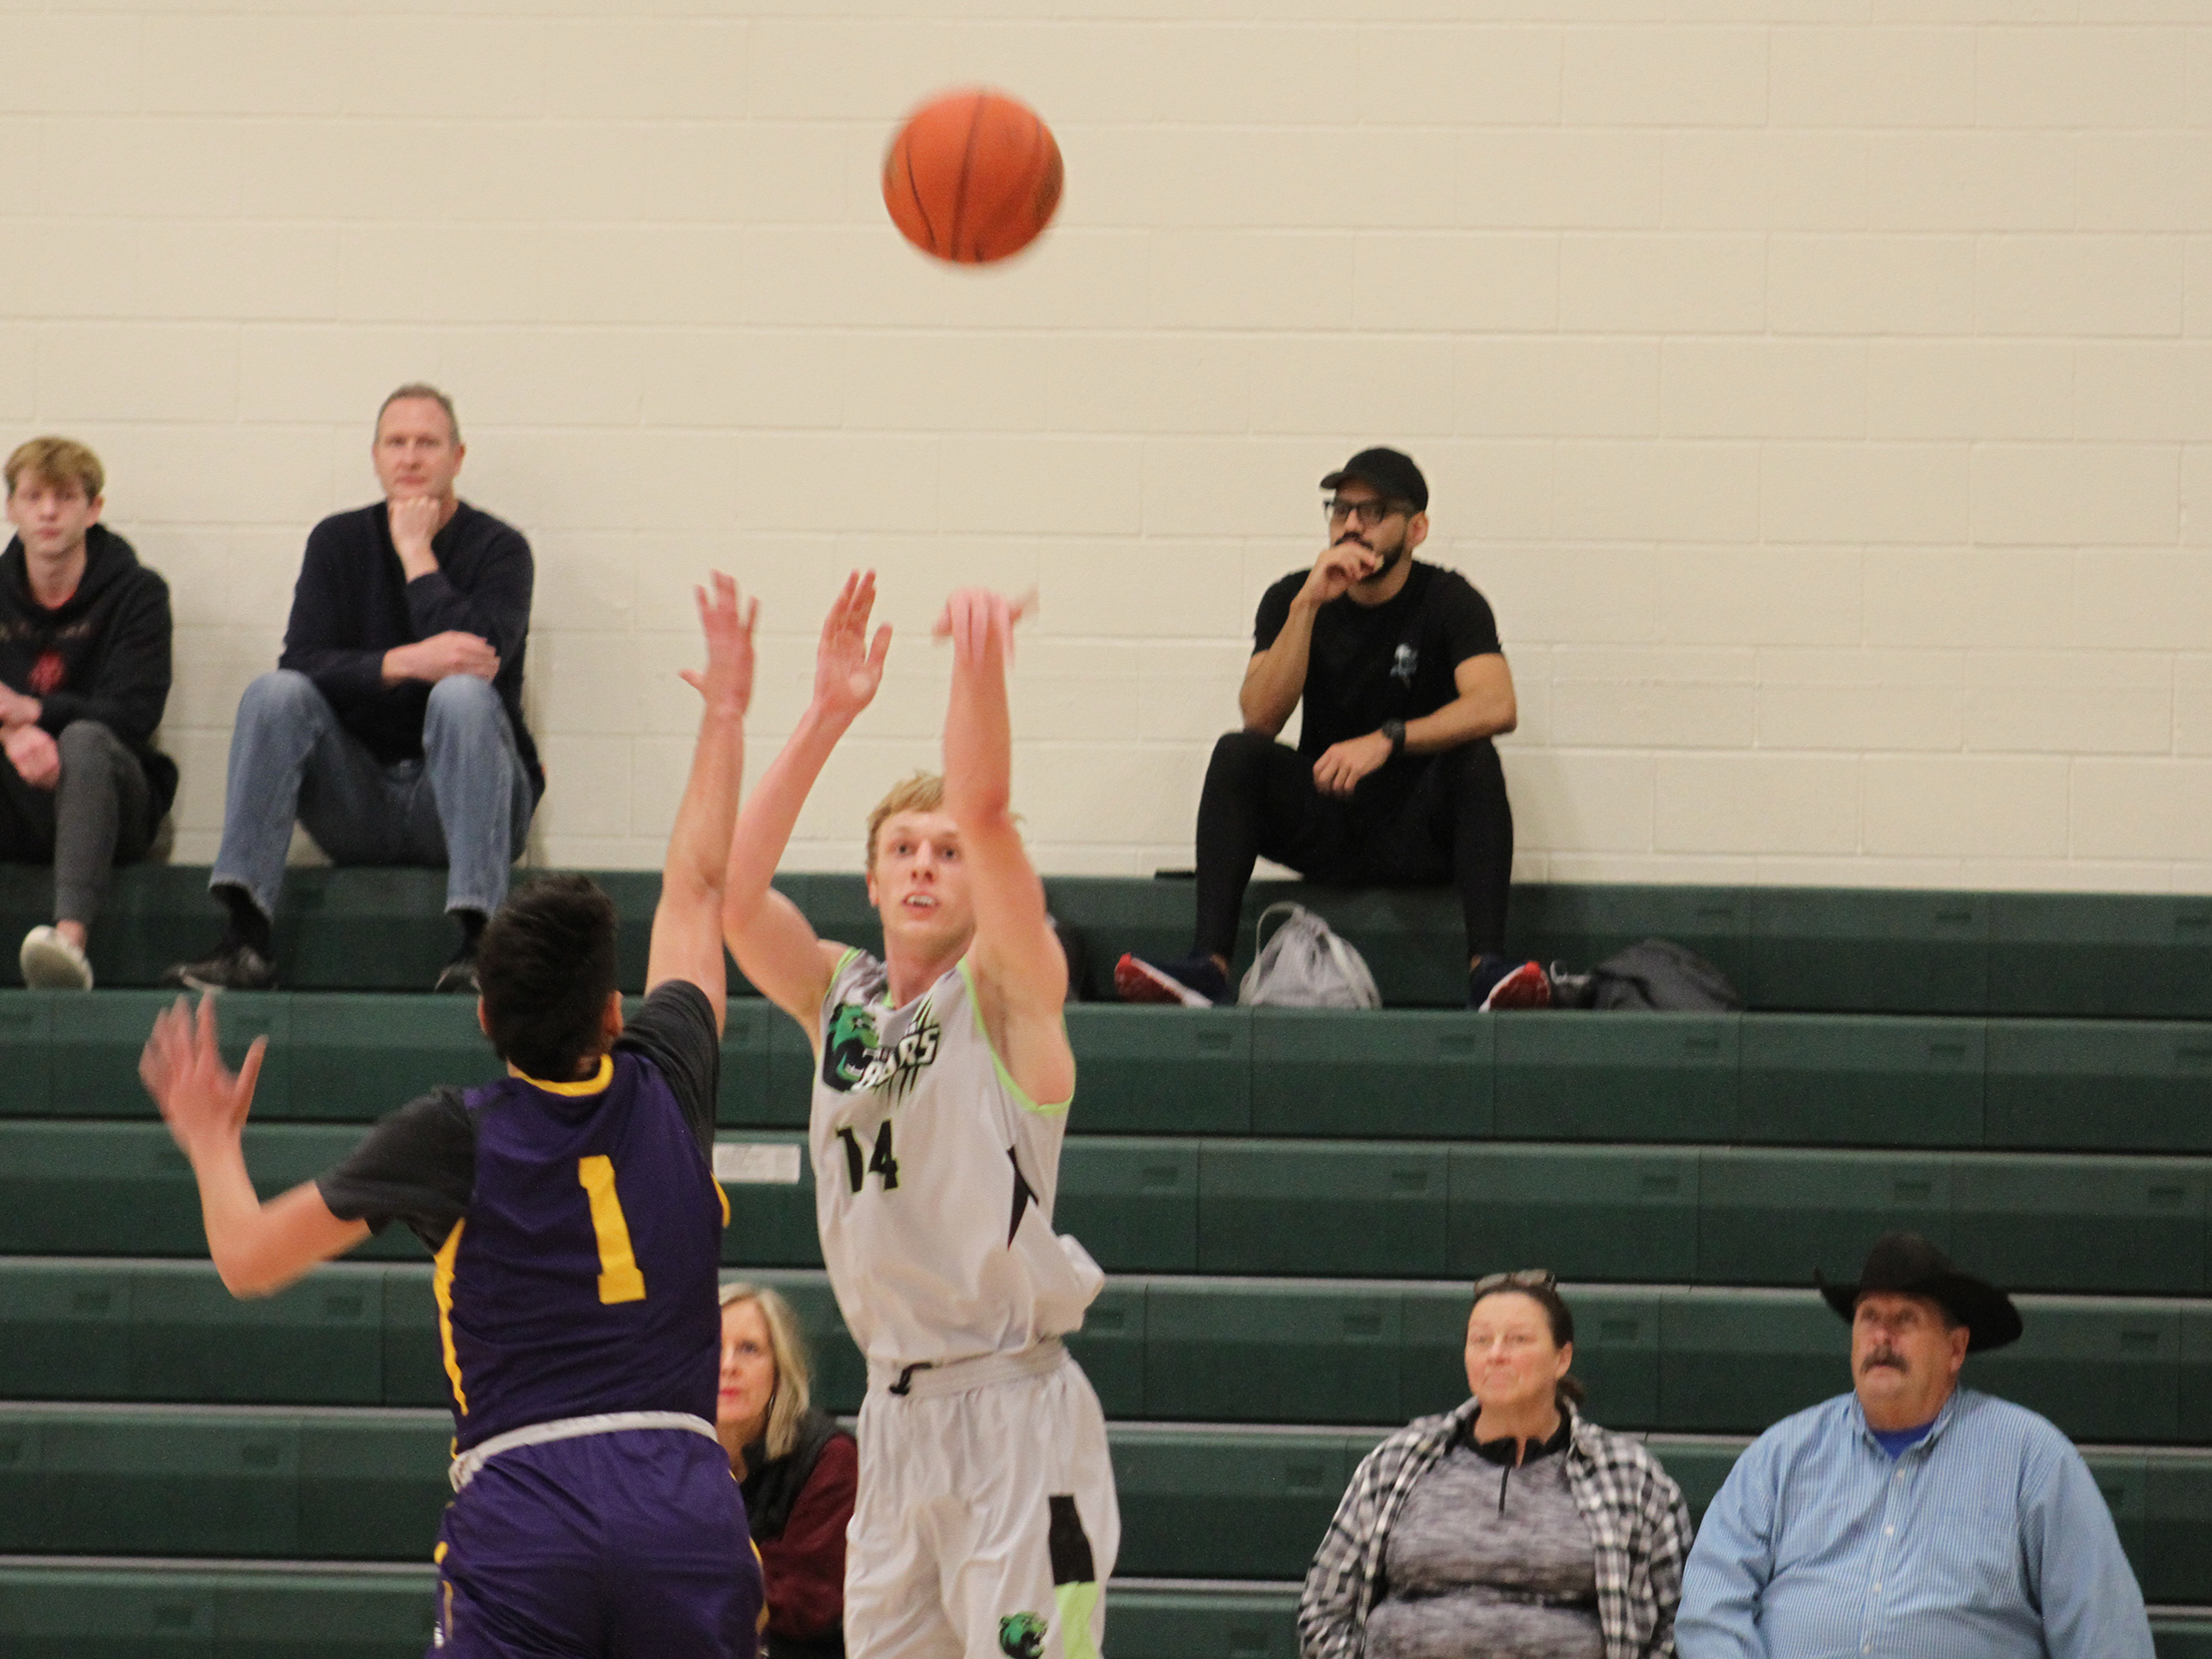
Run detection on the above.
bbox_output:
[723,573,1119,1659]
[139,574,767,1658]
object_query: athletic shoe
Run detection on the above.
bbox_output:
[161,941,276,992]
[1478,960,1552,1012]
[20,925,92,990]
[433,947,479,995]
[1114,951,1228,1008]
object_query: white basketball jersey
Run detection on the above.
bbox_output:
[810,950,1104,1369]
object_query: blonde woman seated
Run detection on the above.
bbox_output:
[719,1283,858,1659]
[1299,1272,1693,1659]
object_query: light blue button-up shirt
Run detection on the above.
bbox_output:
[1676,1386,2153,1659]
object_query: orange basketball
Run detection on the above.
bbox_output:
[882,89,1062,265]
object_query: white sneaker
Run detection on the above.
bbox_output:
[20,925,93,990]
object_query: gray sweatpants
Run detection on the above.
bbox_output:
[0,720,158,925]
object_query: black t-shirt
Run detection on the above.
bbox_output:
[315,979,722,1254]
[1252,560,1504,762]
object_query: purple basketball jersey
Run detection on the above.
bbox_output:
[437,1050,726,1451]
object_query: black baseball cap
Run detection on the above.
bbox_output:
[1321,447,1427,513]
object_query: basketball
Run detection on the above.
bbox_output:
[882,89,1062,265]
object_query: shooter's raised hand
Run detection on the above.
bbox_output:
[679,571,759,719]
[814,570,892,723]
[932,586,1034,667]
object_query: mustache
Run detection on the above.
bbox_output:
[1860,1349,1907,1372]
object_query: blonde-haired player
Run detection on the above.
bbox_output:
[723,574,1117,1659]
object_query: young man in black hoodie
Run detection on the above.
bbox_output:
[165,384,542,994]
[1,437,178,989]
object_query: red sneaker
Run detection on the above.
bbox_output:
[1114,952,1220,1008]
[1479,960,1552,1011]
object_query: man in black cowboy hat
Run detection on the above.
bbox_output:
[1676,1233,2152,1659]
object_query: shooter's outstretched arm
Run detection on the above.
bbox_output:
[725,570,891,1030]
[937,588,1073,1105]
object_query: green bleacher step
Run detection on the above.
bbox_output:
[9,865,2212,1016]
[10,1123,2204,1297]
[2,1568,2207,1659]
[0,1568,1337,1659]
[14,990,2212,1156]
[0,1413,2206,1606]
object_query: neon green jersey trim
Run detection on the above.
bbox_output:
[956,956,1073,1117]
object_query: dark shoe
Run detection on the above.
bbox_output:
[1114,951,1229,1008]
[162,941,276,992]
[434,947,479,995]
[1477,960,1552,1012]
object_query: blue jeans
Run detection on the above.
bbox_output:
[212,670,534,922]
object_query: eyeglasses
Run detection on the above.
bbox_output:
[1472,1268,1556,1297]
[1325,496,1410,529]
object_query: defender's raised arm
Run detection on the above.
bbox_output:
[644,572,757,1027]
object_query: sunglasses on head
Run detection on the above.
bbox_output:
[1472,1268,1557,1297]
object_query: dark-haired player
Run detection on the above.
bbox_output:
[724,575,1117,1659]
[142,575,765,1658]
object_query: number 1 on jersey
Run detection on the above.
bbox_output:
[836,1122,900,1194]
[577,1156,647,1304]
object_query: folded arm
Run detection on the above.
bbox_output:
[1314,652,1517,799]
[645,574,758,1031]
[937,588,1072,1106]
[403,521,533,665]
[140,996,368,1298]
[724,571,891,1031]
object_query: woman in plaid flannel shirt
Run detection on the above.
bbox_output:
[1298,1275,1693,1659]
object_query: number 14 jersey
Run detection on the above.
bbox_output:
[811,949,1104,1371]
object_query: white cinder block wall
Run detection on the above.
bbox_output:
[5,5,2210,888]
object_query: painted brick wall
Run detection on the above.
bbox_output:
[4,4,2208,888]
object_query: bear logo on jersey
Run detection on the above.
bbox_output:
[824,1003,882,1090]
[997,1612,1047,1658]
[823,998,942,1099]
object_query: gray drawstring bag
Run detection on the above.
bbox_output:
[1237,902,1382,1010]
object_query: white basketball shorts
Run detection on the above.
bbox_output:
[844,1342,1119,1659]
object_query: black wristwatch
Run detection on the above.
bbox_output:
[1381,719,1406,758]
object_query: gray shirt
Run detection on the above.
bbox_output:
[1366,1436,1604,1659]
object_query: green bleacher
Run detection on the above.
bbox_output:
[2,868,2207,1656]
[9,865,2212,1018]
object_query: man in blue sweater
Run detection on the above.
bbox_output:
[166,384,542,993]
